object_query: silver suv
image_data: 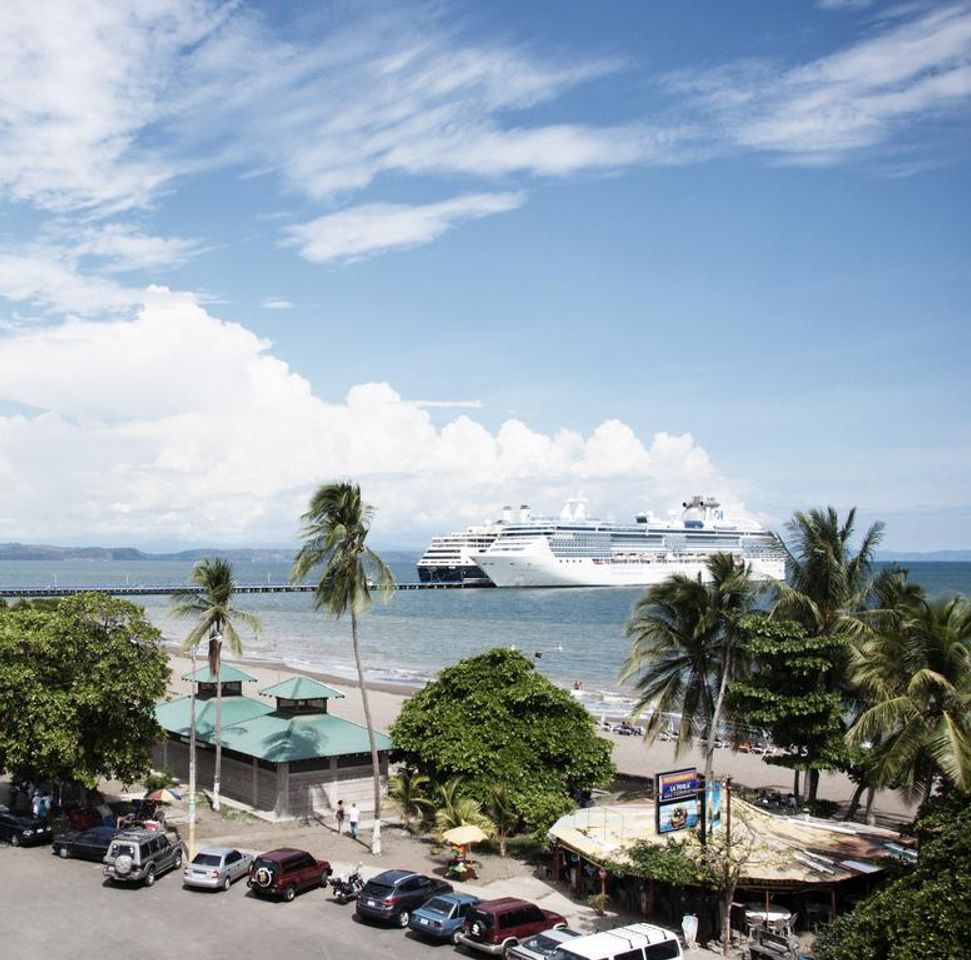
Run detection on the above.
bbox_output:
[103,829,184,886]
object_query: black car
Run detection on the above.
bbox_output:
[0,811,53,847]
[356,870,453,928]
[53,826,119,861]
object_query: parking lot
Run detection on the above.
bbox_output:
[0,843,460,960]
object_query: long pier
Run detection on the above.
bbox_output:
[0,581,487,599]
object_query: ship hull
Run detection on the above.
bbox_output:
[476,553,786,588]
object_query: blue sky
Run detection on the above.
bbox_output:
[0,0,968,551]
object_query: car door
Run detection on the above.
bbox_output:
[225,849,242,881]
[295,853,314,890]
[76,830,98,859]
[522,906,547,938]
[155,835,172,871]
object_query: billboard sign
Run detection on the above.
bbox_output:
[655,768,700,836]
[705,781,722,833]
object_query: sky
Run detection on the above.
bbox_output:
[0,0,968,552]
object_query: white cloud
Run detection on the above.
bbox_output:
[666,4,971,163]
[284,192,525,263]
[0,291,739,544]
[261,297,294,310]
[71,224,207,272]
[0,0,228,213]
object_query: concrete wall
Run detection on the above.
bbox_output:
[153,736,387,818]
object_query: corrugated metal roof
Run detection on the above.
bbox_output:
[156,695,271,739]
[260,676,345,700]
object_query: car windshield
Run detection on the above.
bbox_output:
[422,898,453,916]
[521,935,557,955]
[362,882,394,898]
[192,853,222,866]
[109,843,136,858]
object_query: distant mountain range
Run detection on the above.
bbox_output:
[0,541,965,563]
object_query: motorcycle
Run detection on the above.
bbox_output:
[330,863,365,904]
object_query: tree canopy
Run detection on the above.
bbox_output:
[390,648,614,833]
[813,788,971,960]
[0,594,168,786]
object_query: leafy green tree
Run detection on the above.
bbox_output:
[620,553,763,784]
[0,593,168,786]
[730,616,848,799]
[771,507,883,801]
[390,648,613,835]
[290,481,394,854]
[848,594,971,799]
[813,788,971,960]
[171,557,262,812]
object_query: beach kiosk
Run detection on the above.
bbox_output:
[154,667,391,819]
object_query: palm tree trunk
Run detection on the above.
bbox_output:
[808,768,819,804]
[793,769,800,803]
[706,650,732,785]
[212,636,222,812]
[351,609,383,855]
[864,786,876,824]
[844,781,867,821]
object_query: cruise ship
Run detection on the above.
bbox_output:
[415,513,508,584]
[471,495,786,588]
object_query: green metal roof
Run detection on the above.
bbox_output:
[155,693,391,762]
[181,664,258,684]
[156,696,271,739]
[260,676,345,700]
[220,712,391,762]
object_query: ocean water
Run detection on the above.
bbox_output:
[2,558,969,720]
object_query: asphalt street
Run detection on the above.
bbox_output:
[0,842,457,960]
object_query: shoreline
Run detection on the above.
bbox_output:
[162,646,917,823]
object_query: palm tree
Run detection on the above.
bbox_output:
[387,768,434,832]
[290,481,394,854]
[482,784,519,857]
[847,595,971,800]
[620,553,761,785]
[431,777,495,836]
[171,558,261,812]
[771,507,883,802]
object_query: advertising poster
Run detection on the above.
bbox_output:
[656,768,697,802]
[706,781,722,833]
[657,797,700,834]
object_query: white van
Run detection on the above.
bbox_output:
[549,923,683,960]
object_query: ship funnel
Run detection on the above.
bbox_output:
[560,499,574,522]
[573,495,588,521]
[519,504,531,521]
[501,505,513,523]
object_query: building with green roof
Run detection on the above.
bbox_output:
[154,667,391,819]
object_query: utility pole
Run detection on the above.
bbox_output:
[187,645,197,862]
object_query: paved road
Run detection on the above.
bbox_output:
[0,843,455,960]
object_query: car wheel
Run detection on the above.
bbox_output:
[174,849,183,869]
[452,930,463,946]
[10,834,20,847]
[144,865,157,887]
[501,939,517,958]
[222,875,232,892]
[397,909,410,928]
[284,885,296,902]
[57,845,70,859]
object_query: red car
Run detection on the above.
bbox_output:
[247,848,331,902]
[456,897,567,955]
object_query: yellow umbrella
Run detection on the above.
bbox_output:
[442,824,489,847]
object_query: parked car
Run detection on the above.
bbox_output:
[247,848,331,902]
[545,922,683,960]
[183,846,254,892]
[0,811,53,847]
[457,897,567,955]
[356,869,453,928]
[408,892,481,944]
[507,928,582,960]
[53,826,118,861]
[103,828,184,886]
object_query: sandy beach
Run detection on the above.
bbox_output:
[164,647,916,823]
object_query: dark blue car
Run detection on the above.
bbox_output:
[408,892,482,944]
[53,826,119,861]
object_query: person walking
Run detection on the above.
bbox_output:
[335,800,345,835]
[348,802,360,840]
